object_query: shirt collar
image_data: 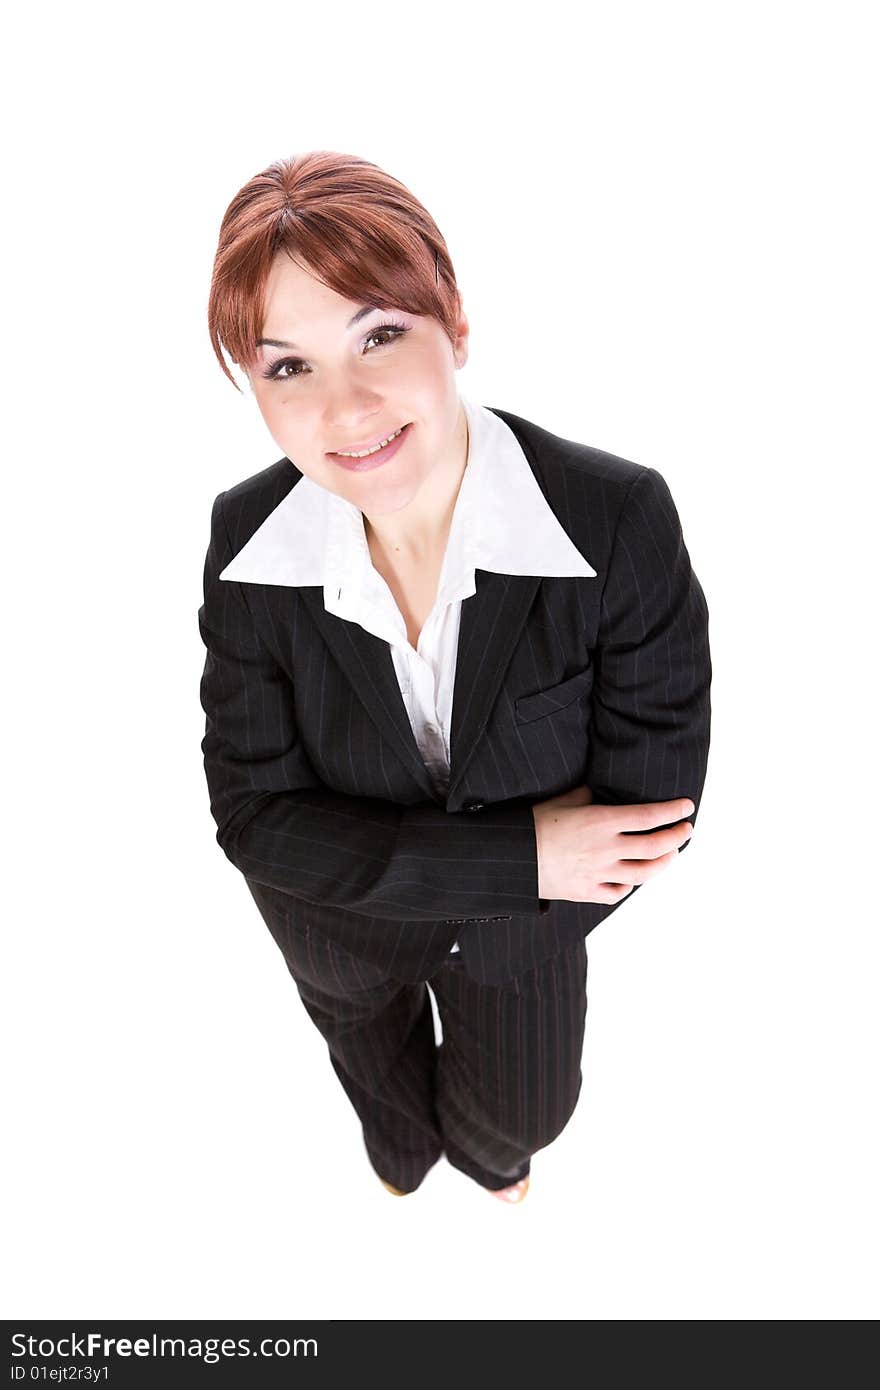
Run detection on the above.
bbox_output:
[219,393,596,590]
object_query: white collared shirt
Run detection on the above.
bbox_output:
[220,393,596,951]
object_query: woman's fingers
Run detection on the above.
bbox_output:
[601,848,682,887]
[607,797,695,832]
[612,820,694,862]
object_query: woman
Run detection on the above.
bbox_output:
[198,151,712,1203]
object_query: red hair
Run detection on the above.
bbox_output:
[207,150,463,392]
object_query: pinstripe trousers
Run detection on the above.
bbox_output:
[275,921,589,1193]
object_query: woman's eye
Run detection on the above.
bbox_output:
[262,321,410,383]
[269,360,304,382]
[363,326,399,350]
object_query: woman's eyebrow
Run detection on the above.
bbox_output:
[257,304,380,350]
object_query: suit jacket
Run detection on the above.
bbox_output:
[213,391,602,960]
[198,404,712,985]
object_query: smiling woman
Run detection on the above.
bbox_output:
[198,150,712,1207]
[208,155,471,562]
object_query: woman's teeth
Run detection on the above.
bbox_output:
[334,426,404,458]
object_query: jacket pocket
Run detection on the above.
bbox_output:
[514,663,594,724]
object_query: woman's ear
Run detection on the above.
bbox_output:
[453,308,470,370]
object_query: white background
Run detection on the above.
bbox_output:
[3,0,877,1321]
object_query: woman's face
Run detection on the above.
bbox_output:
[245,252,469,517]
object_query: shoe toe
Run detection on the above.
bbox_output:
[379,1177,409,1196]
[490,1174,530,1203]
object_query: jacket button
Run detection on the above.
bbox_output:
[463,799,484,812]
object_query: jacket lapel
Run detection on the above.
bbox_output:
[297,570,542,808]
[447,570,542,804]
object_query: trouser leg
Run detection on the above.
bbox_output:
[428,938,589,1190]
[277,922,444,1194]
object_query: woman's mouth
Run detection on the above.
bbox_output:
[327,421,412,472]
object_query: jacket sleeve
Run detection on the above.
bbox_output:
[585,465,712,846]
[198,490,545,922]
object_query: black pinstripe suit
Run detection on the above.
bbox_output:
[198,404,711,1191]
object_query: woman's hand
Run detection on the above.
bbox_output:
[531,785,694,906]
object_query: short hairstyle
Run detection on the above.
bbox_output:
[207,150,463,392]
